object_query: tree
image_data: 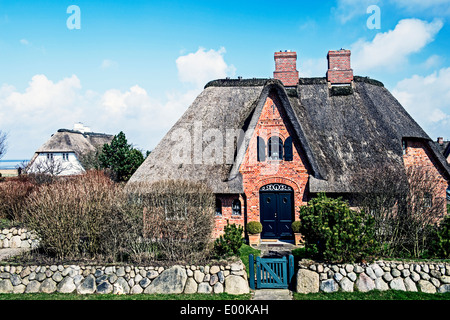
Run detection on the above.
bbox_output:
[0,130,7,160]
[98,131,145,182]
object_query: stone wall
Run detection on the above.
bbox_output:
[0,227,39,249]
[296,260,450,294]
[0,261,249,295]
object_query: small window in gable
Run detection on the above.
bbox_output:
[232,199,241,215]
[268,136,283,160]
[257,136,266,161]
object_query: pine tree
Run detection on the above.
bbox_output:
[99,131,145,182]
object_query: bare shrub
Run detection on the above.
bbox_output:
[354,165,447,258]
[23,170,125,261]
[0,176,37,222]
[126,180,215,264]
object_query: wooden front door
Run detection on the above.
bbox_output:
[259,184,294,239]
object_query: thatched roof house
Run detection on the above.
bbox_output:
[28,123,113,176]
[129,50,450,240]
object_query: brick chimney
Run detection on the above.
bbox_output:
[273,50,299,87]
[326,49,353,85]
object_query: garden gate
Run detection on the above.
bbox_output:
[248,254,295,289]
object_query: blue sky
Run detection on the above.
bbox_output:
[0,0,450,159]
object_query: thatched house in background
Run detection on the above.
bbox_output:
[28,123,113,176]
[128,49,450,241]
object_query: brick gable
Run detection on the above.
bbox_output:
[239,90,310,227]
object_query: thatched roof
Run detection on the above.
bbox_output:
[128,76,450,194]
[34,129,113,159]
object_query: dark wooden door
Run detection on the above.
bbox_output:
[260,191,293,239]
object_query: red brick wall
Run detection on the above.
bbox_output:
[403,139,448,215]
[239,91,310,227]
[213,194,245,238]
[273,51,299,87]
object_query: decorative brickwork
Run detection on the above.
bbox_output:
[238,90,310,232]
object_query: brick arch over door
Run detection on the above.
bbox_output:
[245,177,305,223]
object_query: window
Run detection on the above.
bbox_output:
[402,140,407,155]
[268,136,283,160]
[46,153,53,160]
[284,136,293,161]
[215,199,222,216]
[257,136,266,162]
[62,153,69,161]
[232,199,241,215]
[424,193,432,208]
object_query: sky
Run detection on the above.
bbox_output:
[0,0,449,159]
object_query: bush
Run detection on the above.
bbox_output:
[246,221,262,234]
[0,176,37,222]
[127,180,215,264]
[213,221,244,258]
[23,170,128,261]
[429,214,450,259]
[291,221,301,233]
[299,193,379,263]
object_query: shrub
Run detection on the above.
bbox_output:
[0,176,37,222]
[213,221,244,258]
[291,221,301,233]
[23,170,140,261]
[429,214,450,259]
[246,221,262,234]
[299,193,379,263]
[127,180,215,264]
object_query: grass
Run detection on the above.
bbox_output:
[293,290,450,300]
[0,292,251,300]
[238,244,260,276]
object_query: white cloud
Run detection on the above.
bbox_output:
[351,18,443,73]
[333,0,380,23]
[391,0,450,15]
[299,57,327,77]
[19,39,29,45]
[176,47,236,88]
[0,47,236,158]
[100,59,118,69]
[392,67,450,139]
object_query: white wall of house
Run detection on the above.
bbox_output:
[28,152,84,176]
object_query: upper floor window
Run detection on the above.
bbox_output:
[257,136,293,162]
[268,136,283,160]
[62,153,69,161]
[46,153,53,160]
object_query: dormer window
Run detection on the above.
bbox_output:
[257,136,293,162]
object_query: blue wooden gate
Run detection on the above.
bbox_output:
[248,255,294,289]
